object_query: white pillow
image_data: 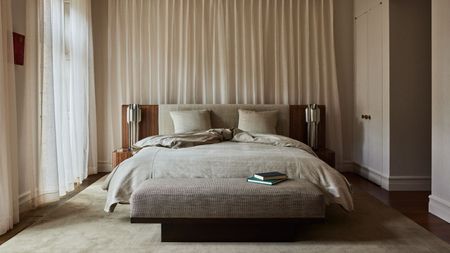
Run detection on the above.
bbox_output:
[170,110,212,133]
[238,109,278,134]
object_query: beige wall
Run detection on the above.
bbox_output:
[91,1,356,170]
[91,0,110,171]
[430,0,450,222]
[11,0,29,208]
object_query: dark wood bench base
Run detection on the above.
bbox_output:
[131,218,323,242]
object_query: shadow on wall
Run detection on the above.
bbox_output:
[352,117,366,166]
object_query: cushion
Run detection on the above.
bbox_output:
[170,110,211,133]
[130,178,325,219]
[238,109,278,134]
[158,105,290,136]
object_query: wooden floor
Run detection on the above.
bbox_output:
[344,173,450,244]
[0,173,108,246]
[1,172,449,245]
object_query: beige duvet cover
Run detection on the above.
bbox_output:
[103,130,353,212]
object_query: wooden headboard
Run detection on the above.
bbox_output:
[121,105,325,149]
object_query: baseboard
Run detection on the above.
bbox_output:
[19,191,32,213]
[19,164,112,213]
[429,195,450,223]
[340,161,355,172]
[353,163,387,188]
[352,163,431,191]
[18,189,58,213]
[387,176,431,191]
[98,161,112,172]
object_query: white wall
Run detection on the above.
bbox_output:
[91,0,356,171]
[430,0,450,223]
[352,0,432,191]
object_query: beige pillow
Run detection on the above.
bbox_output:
[170,110,212,133]
[238,109,278,134]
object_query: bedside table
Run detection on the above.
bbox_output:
[315,148,335,167]
[112,148,133,168]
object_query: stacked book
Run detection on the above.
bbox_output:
[247,172,288,185]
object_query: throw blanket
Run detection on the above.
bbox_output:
[103,129,353,212]
[131,128,235,149]
[131,128,315,154]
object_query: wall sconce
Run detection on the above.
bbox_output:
[305,104,321,150]
[127,104,141,149]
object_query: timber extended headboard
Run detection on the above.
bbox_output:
[121,104,325,149]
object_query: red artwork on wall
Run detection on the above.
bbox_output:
[13,32,25,66]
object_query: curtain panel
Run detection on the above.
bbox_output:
[20,0,97,207]
[103,0,343,167]
[0,0,19,235]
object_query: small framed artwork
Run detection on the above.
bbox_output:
[13,32,25,66]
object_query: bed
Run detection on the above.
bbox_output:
[103,104,353,213]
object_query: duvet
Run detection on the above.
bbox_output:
[103,129,353,212]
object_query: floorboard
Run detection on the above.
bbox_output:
[344,173,450,244]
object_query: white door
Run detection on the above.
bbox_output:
[367,4,384,175]
[353,13,370,167]
[354,0,383,17]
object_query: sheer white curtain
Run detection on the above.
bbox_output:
[0,0,19,235]
[22,0,97,205]
[105,0,343,166]
[70,0,98,176]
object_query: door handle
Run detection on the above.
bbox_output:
[361,114,371,120]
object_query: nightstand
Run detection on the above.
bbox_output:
[112,148,133,168]
[315,148,335,167]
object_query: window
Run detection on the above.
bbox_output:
[64,0,71,59]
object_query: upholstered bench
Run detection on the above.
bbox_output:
[130,178,325,242]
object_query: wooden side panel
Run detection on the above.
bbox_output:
[122,105,159,148]
[318,105,326,148]
[289,105,307,143]
[315,148,335,167]
[112,149,133,168]
[289,105,326,149]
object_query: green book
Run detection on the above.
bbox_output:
[254,171,287,181]
[246,176,287,185]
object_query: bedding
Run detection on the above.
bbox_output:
[238,109,278,134]
[169,110,211,133]
[132,128,234,149]
[103,130,353,212]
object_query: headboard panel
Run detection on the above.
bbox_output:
[121,104,325,149]
[159,104,291,136]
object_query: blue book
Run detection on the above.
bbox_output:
[246,176,287,185]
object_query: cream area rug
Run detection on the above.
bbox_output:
[1,176,449,253]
